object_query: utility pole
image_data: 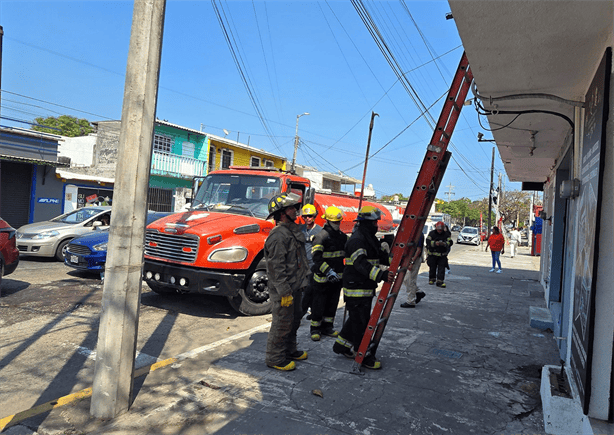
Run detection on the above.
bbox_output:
[291,112,309,173]
[495,172,502,226]
[90,0,166,419]
[487,147,495,237]
[358,111,378,211]
[445,183,455,202]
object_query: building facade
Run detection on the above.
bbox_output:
[0,126,69,228]
[450,1,614,428]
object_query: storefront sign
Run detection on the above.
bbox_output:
[570,48,611,414]
[37,198,60,204]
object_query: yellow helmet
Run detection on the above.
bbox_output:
[302,204,317,217]
[322,206,344,222]
[356,205,382,221]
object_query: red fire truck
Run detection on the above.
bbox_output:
[143,167,393,315]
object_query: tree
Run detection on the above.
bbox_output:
[31,115,94,137]
[498,190,532,226]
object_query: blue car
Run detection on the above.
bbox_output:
[64,211,170,278]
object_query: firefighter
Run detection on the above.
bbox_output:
[263,192,309,371]
[333,205,393,370]
[299,204,322,318]
[310,206,347,341]
[426,221,452,287]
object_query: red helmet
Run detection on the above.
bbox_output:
[435,221,445,230]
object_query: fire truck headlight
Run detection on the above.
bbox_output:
[208,247,248,263]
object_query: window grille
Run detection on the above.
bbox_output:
[264,159,274,168]
[221,149,233,169]
[154,134,172,153]
[250,156,261,167]
[148,187,173,212]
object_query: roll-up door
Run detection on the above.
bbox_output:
[1,161,32,228]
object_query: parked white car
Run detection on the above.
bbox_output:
[16,207,112,261]
[457,226,481,246]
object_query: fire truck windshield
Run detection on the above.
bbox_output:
[192,174,282,218]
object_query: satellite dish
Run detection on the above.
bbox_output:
[223,129,229,137]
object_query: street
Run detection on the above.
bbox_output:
[0,239,479,420]
[0,255,269,419]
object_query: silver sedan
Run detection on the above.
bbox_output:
[16,206,112,261]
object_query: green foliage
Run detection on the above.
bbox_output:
[31,115,94,137]
[498,190,532,226]
[379,193,408,203]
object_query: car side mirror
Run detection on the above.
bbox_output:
[92,221,102,228]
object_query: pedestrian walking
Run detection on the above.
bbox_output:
[309,206,347,340]
[509,227,521,258]
[263,193,310,371]
[333,206,393,370]
[485,226,505,273]
[426,221,452,288]
[400,233,426,308]
[298,204,322,318]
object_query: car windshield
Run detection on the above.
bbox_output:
[51,208,106,224]
[192,174,282,218]
[461,228,478,235]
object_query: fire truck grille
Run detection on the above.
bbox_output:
[144,230,199,263]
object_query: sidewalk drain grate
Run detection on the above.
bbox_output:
[430,348,463,359]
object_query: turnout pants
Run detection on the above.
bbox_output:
[310,281,342,334]
[266,287,303,367]
[301,274,314,317]
[333,296,373,354]
[427,255,447,283]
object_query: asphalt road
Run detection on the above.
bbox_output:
[0,256,268,419]
[0,239,479,420]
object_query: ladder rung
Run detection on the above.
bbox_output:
[377,316,389,326]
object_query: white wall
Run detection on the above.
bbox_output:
[59,134,95,167]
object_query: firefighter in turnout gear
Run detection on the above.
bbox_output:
[310,206,348,341]
[426,221,452,288]
[333,206,393,370]
[263,192,310,371]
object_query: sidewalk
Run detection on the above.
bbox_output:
[4,247,563,435]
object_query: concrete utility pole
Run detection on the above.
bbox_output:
[291,112,309,173]
[445,183,455,202]
[90,0,166,419]
[487,147,495,237]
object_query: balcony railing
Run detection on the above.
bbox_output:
[151,151,207,179]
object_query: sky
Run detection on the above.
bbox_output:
[0,0,516,201]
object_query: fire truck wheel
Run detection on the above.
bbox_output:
[227,266,271,316]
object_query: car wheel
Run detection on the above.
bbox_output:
[227,260,271,316]
[55,239,71,262]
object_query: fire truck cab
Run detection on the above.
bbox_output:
[143,167,393,316]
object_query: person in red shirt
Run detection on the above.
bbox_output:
[485,226,505,273]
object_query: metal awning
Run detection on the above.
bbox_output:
[448,1,613,182]
[0,154,70,167]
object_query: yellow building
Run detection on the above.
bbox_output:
[206,133,286,173]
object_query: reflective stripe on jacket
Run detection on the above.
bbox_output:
[342,224,389,298]
[426,229,452,257]
[311,222,348,284]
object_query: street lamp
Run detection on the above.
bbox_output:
[291,112,309,173]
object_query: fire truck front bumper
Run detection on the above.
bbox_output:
[143,260,246,296]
